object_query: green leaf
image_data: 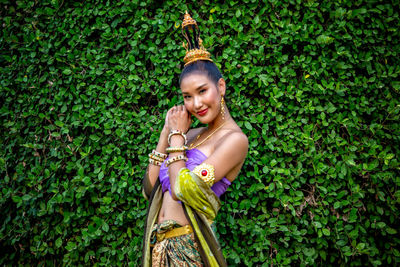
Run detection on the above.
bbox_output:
[22,194,31,201]
[346,159,356,166]
[244,121,252,130]
[303,247,316,257]
[90,134,100,142]
[333,201,341,209]
[55,237,62,248]
[316,35,334,44]
[66,241,77,251]
[322,228,330,236]
[385,153,395,160]
[235,9,241,17]
[12,195,22,203]
[63,69,72,75]
[102,222,110,232]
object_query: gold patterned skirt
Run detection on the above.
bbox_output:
[151,220,202,266]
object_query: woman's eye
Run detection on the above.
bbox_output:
[184,95,191,99]
[200,89,206,93]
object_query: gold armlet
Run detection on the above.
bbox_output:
[193,163,215,186]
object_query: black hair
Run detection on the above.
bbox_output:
[179,60,223,88]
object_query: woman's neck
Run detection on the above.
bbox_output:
[207,104,232,132]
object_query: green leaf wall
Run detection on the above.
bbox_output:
[1,0,399,266]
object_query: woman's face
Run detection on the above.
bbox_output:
[180,73,224,124]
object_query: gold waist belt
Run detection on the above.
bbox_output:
[156,224,193,242]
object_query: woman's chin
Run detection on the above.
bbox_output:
[196,115,215,125]
[194,116,207,124]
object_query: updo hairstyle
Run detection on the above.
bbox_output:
[179,60,223,88]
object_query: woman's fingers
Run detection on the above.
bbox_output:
[171,105,183,113]
[169,105,187,116]
[167,105,190,132]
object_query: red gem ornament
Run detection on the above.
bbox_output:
[201,170,208,176]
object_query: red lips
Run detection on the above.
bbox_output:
[197,108,208,116]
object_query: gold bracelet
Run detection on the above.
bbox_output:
[152,149,167,159]
[166,146,188,153]
[149,158,163,166]
[165,155,188,167]
[148,153,165,162]
[168,130,187,146]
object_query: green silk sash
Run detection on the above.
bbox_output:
[175,167,225,266]
[174,167,221,220]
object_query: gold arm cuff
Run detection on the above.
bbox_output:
[192,163,215,186]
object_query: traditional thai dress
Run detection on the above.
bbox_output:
[142,148,231,267]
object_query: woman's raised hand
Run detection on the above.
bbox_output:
[166,105,191,133]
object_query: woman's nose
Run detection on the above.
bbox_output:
[194,96,202,109]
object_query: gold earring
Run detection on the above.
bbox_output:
[220,95,225,120]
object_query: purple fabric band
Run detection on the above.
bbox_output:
[159,148,231,198]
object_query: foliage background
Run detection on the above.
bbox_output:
[1,0,399,266]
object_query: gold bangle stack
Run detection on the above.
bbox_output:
[152,150,168,159]
[148,149,168,166]
[149,158,162,166]
[163,129,189,167]
[165,155,188,167]
[149,153,165,162]
[166,146,188,153]
[149,130,189,168]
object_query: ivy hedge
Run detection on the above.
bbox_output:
[1,0,399,266]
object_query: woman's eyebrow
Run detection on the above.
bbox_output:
[182,83,208,95]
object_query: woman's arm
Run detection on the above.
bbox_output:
[169,132,249,200]
[169,131,249,200]
[142,127,169,199]
[147,127,169,187]
[142,101,198,198]
[143,105,177,197]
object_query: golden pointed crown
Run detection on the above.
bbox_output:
[181,11,213,67]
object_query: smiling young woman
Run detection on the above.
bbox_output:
[141,12,248,267]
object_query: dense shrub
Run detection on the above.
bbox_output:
[1,0,399,266]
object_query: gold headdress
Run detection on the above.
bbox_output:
[181,11,213,67]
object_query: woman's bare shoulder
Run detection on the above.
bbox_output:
[219,123,248,143]
[215,123,248,158]
[220,129,248,150]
